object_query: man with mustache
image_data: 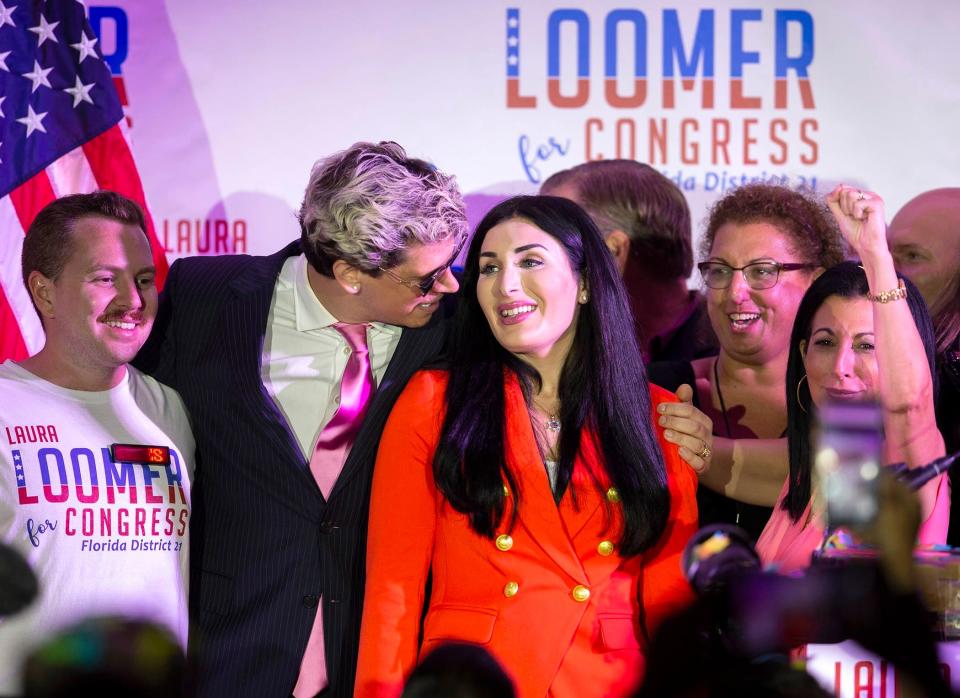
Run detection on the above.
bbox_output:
[134,141,468,697]
[0,191,194,695]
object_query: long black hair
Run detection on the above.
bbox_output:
[432,195,670,556]
[785,261,938,521]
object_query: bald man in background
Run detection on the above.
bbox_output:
[888,188,960,315]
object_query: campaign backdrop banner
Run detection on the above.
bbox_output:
[94,0,959,262]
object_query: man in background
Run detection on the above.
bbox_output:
[135,141,468,697]
[0,192,194,694]
[888,188,960,317]
[542,159,718,363]
[888,187,960,545]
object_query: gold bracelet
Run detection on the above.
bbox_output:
[867,278,907,303]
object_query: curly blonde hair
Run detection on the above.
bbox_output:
[299,141,468,276]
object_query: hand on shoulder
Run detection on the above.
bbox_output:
[654,383,714,474]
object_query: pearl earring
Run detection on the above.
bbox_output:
[579,291,588,303]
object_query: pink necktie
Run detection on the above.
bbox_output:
[293,322,373,698]
[309,322,374,498]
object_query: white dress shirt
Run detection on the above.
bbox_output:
[262,254,402,460]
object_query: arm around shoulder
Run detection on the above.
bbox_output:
[699,436,788,508]
[134,257,183,385]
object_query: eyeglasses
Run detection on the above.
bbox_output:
[697,261,816,290]
[378,237,466,296]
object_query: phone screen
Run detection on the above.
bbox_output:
[813,401,884,528]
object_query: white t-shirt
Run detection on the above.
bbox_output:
[0,361,195,695]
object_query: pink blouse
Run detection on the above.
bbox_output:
[757,474,950,575]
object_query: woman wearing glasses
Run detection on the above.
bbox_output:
[649,183,843,541]
[354,196,698,698]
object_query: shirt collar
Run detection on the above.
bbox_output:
[291,255,400,337]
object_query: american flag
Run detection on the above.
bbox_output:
[0,0,167,363]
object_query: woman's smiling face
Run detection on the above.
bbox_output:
[802,295,879,407]
[705,221,817,365]
[475,217,584,364]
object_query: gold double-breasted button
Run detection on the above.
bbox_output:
[606,487,620,503]
[495,534,513,551]
[597,540,615,556]
[571,585,590,602]
[503,484,510,497]
[503,581,519,598]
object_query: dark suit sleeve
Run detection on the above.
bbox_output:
[134,257,182,388]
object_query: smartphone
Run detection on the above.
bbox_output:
[813,400,884,528]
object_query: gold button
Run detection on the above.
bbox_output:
[502,484,510,497]
[606,487,620,503]
[571,585,590,602]
[503,581,519,598]
[597,540,615,556]
[495,534,513,551]
[343,346,351,355]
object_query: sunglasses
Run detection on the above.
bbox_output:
[378,236,466,296]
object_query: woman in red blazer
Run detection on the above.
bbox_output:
[355,196,700,698]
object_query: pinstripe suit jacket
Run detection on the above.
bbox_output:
[134,241,450,698]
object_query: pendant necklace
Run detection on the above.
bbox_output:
[533,397,561,433]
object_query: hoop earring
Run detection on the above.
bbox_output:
[796,374,809,415]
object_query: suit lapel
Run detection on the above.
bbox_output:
[224,242,316,494]
[504,375,587,583]
[329,309,447,499]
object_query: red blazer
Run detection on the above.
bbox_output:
[354,370,698,698]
